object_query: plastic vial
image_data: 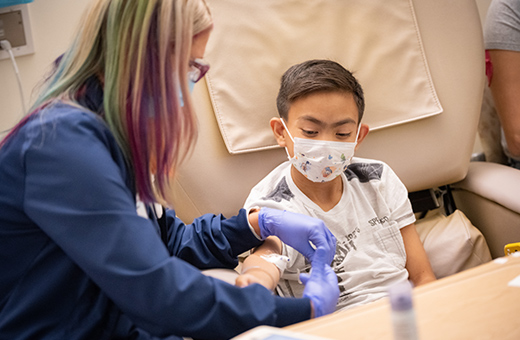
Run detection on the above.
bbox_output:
[388,280,419,340]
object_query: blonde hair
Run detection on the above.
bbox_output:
[7,0,212,205]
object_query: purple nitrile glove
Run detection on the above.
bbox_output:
[257,207,336,264]
[300,247,340,318]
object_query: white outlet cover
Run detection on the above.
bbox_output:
[0,4,34,60]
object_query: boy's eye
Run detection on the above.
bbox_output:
[337,132,352,138]
[302,130,318,136]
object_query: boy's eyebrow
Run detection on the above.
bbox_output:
[332,118,357,127]
[299,115,357,127]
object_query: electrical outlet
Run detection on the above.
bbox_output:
[0,10,26,47]
[0,4,34,60]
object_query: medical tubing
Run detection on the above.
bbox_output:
[0,39,27,114]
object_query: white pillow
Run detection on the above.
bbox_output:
[415,209,492,279]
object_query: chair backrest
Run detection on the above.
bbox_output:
[167,0,485,222]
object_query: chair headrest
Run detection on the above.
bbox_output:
[205,0,443,154]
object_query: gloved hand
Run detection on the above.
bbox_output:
[301,248,340,318]
[258,207,336,264]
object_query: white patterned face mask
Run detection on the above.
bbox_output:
[281,119,360,183]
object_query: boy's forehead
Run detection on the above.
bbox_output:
[296,114,357,126]
[287,91,359,125]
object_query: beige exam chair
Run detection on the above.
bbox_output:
[168,0,520,279]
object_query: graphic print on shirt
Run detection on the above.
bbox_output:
[368,215,389,227]
[333,226,361,296]
[345,163,384,183]
[261,177,294,203]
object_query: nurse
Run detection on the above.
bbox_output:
[0,0,339,339]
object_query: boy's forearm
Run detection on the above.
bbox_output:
[239,253,281,290]
[401,223,436,286]
[410,268,436,287]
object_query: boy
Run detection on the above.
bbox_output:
[237,60,436,311]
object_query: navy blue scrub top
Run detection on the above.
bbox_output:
[0,78,310,340]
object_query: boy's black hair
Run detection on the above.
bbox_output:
[276,59,365,122]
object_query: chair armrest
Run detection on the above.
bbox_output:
[451,162,520,258]
[453,162,520,213]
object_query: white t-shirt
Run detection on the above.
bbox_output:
[244,157,415,311]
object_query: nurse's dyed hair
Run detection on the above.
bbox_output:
[2,0,212,204]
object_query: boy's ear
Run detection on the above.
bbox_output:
[270,117,287,147]
[355,124,370,151]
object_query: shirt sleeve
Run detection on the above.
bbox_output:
[22,110,310,339]
[380,163,416,229]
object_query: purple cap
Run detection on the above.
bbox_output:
[388,280,414,311]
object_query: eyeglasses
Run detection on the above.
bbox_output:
[188,58,210,83]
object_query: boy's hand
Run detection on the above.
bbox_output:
[257,208,336,264]
[300,248,339,318]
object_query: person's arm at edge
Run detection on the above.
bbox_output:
[488,50,520,158]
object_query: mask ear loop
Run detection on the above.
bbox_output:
[280,118,295,142]
[354,123,362,143]
[344,124,363,167]
[280,118,296,161]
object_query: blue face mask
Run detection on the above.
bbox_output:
[179,80,196,107]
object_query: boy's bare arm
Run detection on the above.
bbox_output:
[235,236,283,290]
[401,223,437,286]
